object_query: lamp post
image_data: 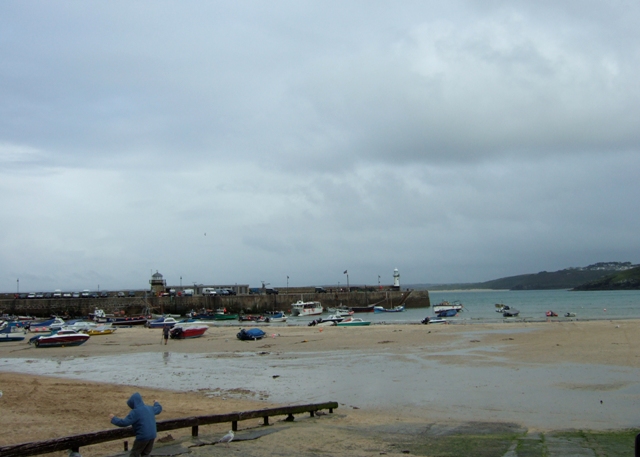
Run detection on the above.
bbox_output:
[17,278,19,294]
[378,275,381,289]
[286,276,289,295]
[344,270,349,292]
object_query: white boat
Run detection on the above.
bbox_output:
[290,300,323,316]
[336,317,371,327]
[268,312,287,323]
[432,301,464,313]
[63,321,97,332]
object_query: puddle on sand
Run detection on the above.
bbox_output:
[2,350,639,430]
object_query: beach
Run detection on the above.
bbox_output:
[2,319,640,456]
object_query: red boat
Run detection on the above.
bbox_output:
[169,324,208,339]
[30,329,90,348]
[546,310,558,317]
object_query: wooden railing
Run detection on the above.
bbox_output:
[0,402,338,457]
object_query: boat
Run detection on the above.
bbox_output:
[268,312,287,323]
[237,328,266,340]
[564,312,576,318]
[0,326,26,342]
[502,307,520,317]
[326,307,353,315]
[436,309,458,318]
[322,314,349,323]
[84,325,116,335]
[146,317,179,328]
[545,311,558,317]
[290,300,323,316]
[373,305,405,313]
[421,316,447,324]
[213,312,239,320]
[433,301,464,313]
[169,324,208,339]
[108,316,150,326]
[28,317,66,333]
[63,321,97,332]
[336,317,371,327]
[349,305,375,313]
[29,329,90,348]
[238,314,269,322]
[308,319,336,327]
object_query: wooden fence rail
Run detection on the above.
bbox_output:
[0,401,338,457]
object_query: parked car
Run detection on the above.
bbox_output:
[117,291,125,297]
[35,292,44,299]
[100,291,109,298]
[266,287,279,295]
[81,290,90,298]
[128,291,136,297]
[43,292,52,298]
[27,292,36,299]
[62,292,72,298]
[72,292,80,298]
[53,290,62,298]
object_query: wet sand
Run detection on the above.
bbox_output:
[2,319,640,456]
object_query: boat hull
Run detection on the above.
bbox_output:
[33,334,90,347]
[290,301,323,316]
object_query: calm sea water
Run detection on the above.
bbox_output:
[286,289,640,325]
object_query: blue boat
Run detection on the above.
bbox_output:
[374,305,406,313]
[436,309,458,318]
[145,317,179,328]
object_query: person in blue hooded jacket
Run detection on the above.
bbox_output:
[109,392,162,457]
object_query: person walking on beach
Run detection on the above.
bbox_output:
[162,324,169,345]
[109,393,162,457]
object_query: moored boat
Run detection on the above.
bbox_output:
[28,317,66,333]
[170,324,208,339]
[433,301,464,313]
[336,317,371,327]
[30,329,90,348]
[436,309,458,318]
[546,310,558,317]
[349,305,375,313]
[146,317,179,328]
[84,325,116,335]
[290,300,323,316]
[374,305,405,313]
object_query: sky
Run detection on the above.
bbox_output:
[2,1,640,292]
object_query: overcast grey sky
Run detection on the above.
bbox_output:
[2,1,639,292]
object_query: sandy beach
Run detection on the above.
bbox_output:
[2,319,640,456]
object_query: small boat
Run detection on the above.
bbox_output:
[238,314,269,322]
[308,319,336,327]
[146,317,179,328]
[28,317,66,333]
[373,305,405,313]
[290,300,323,316]
[421,316,447,324]
[63,321,97,332]
[326,307,352,315]
[564,312,576,318]
[108,316,150,326]
[268,312,287,323]
[30,329,90,348]
[322,314,349,323]
[237,328,266,340]
[502,307,520,317]
[545,311,558,317]
[436,309,458,318]
[84,325,116,335]
[349,305,376,313]
[336,317,371,327]
[170,324,208,339]
[433,301,464,313]
[0,326,26,342]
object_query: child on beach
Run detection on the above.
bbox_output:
[109,393,162,457]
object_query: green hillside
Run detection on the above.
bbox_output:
[427,262,639,291]
[572,266,640,290]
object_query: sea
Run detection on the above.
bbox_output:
[288,289,640,325]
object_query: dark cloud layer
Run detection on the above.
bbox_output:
[1,1,639,291]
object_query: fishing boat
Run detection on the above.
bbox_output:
[564,312,576,318]
[30,329,90,348]
[170,324,208,339]
[421,316,447,325]
[336,317,371,327]
[108,316,150,326]
[545,310,558,317]
[433,301,464,313]
[290,300,323,316]
[373,305,405,313]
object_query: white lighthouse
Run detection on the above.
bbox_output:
[392,268,400,290]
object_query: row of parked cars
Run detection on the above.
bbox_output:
[17,290,137,299]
